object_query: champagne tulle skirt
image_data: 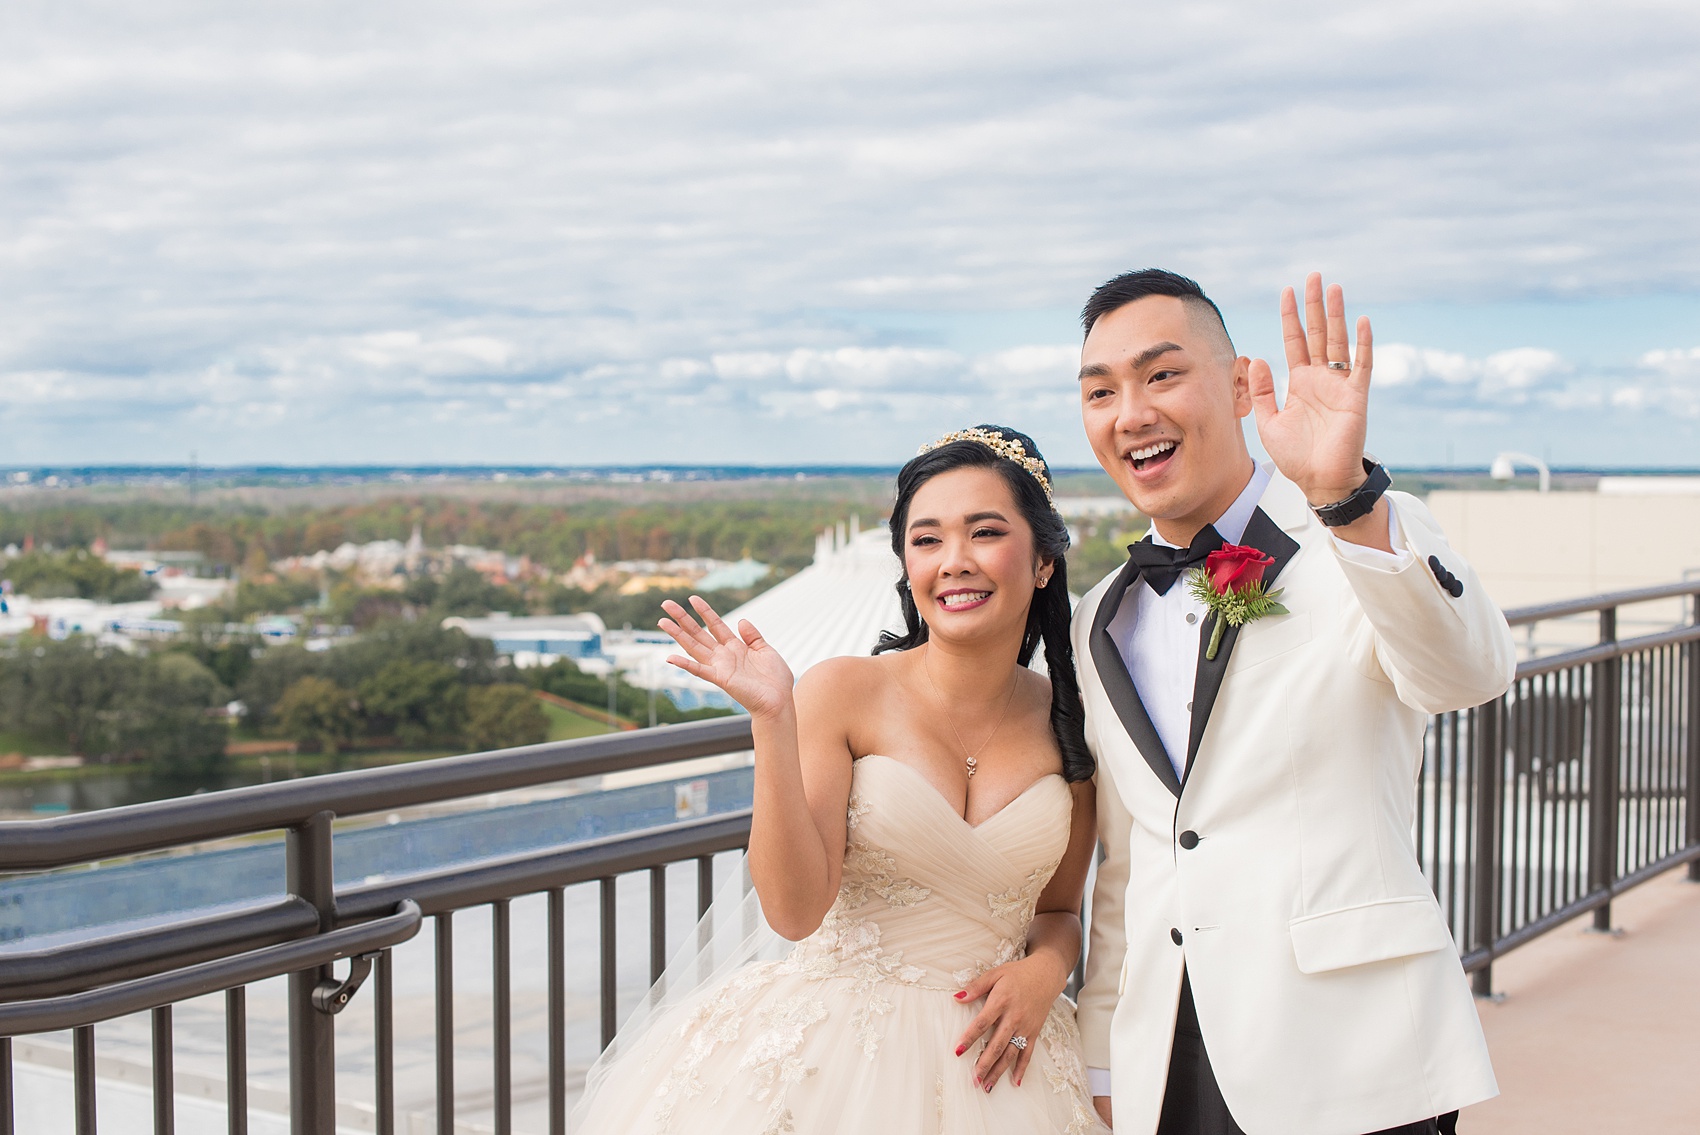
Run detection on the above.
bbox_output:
[572,957,1103,1135]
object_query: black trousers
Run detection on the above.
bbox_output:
[1156,971,1459,1135]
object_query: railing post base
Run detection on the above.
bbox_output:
[1470,964,1495,1000]
[1687,861,1700,882]
[1591,903,1613,931]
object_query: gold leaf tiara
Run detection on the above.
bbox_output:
[917,427,1053,501]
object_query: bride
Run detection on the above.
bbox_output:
[571,425,1109,1134]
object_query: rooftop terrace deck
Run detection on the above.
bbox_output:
[1467,866,1700,1133]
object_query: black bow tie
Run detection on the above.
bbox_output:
[1126,525,1225,596]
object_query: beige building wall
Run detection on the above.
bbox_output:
[1424,490,1700,646]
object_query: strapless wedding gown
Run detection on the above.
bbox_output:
[573,753,1107,1135]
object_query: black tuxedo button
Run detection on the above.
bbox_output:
[1427,556,1465,599]
[1178,830,1200,849]
[1170,927,1184,945]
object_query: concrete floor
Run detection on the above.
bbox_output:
[1463,866,1700,1134]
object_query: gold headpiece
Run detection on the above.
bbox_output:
[918,427,1053,501]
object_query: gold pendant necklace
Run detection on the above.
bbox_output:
[923,647,1018,779]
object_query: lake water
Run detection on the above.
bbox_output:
[0,760,311,815]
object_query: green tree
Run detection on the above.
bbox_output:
[432,565,526,617]
[1,550,157,602]
[105,653,230,775]
[238,645,327,728]
[274,676,361,757]
[0,638,137,754]
[0,640,228,768]
[358,660,466,749]
[464,684,549,752]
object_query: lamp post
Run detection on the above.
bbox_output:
[1490,451,1551,493]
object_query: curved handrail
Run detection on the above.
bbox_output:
[1503,579,1700,626]
[0,714,754,870]
[0,900,422,1037]
[0,896,320,999]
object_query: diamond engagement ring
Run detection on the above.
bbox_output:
[1007,1035,1028,1050]
[1326,361,1351,371]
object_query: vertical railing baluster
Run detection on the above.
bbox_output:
[1,1035,14,1135]
[493,900,512,1135]
[226,988,247,1135]
[1664,643,1678,856]
[74,1024,97,1135]
[1455,710,1468,937]
[600,876,618,1050]
[1590,608,1620,930]
[1573,664,1588,904]
[649,865,668,987]
[695,855,716,986]
[152,1005,175,1135]
[547,888,566,1135]
[375,951,394,1135]
[286,810,337,1135]
[1471,698,1503,997]
[697,855,714,919]
[435,912,455,1135]
[1688,601,1700,879]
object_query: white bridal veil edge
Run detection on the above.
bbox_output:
[571,852,787,1118]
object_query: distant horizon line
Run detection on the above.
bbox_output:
[4,463,1700,480]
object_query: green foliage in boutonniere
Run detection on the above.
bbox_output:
[1187,544,1289,660]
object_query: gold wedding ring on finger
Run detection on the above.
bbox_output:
[1327,361,1351,371]
[1007,1035,1028,1050]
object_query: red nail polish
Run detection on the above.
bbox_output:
[954,990,966,999]
[954,1045,965,1056]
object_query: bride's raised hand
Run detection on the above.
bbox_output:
[659,596,794,720]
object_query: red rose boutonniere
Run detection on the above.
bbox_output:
[1186,545,1288,660]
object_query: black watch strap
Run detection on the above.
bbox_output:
[1311,458,1391,528]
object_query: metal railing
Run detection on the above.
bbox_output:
[0,717,757,1134]
[0,580,1696,1132]
[1419,580,1700,995]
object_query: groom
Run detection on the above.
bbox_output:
[1070,269,1515,1135]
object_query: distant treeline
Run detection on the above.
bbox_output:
[0,497,874,575]
[0,621,730,770]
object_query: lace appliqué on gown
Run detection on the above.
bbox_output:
[838,841,931,909]
[1040,1008,1101,1135]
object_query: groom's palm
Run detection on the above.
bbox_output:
[1248,274,1375,502]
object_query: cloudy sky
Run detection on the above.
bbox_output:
[3,0,1698,469]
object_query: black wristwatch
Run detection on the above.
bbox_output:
[1310,457,1391,528]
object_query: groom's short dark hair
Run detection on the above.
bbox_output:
[1080,268,1234,355]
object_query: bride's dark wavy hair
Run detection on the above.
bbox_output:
[873,425,1093,783]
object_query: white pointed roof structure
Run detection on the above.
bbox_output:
[724,517,905,681]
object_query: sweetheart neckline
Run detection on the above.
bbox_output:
[857,754,1065,831]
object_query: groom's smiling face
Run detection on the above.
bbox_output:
[1080,295,1255,544]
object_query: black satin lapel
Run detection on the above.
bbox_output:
[1090,557,1183,797]
[1182,508,1302,785]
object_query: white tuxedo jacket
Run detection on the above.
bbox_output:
[1072,475,1515,1135]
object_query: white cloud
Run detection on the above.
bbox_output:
[1369,341,1700,426]
[0,1,1698,463]
[1374,344,1568,403]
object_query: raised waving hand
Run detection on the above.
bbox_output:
[1247,272,1375,505]
[659,596,794,719]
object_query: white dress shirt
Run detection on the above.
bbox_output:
[1086,463,1411,1099]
